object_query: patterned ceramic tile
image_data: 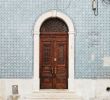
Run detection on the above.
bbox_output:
[0,0,110,78]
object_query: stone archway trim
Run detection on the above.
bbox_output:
[34,10,74,34]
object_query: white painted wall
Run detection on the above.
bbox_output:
[0,79,110,100]
[0,79,33,100]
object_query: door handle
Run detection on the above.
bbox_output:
[51,67,57,74]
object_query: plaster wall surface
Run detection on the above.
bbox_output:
[0,80,110,100]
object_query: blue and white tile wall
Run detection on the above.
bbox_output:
[0,0,110,78]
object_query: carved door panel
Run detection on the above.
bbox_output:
[54,41,68,89]
[40,34,68,89]
[40,37,54,89]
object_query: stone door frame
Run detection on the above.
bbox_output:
[33,10,75,92]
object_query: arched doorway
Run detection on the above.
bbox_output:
[33,10,75,91]
[40,18,68,89]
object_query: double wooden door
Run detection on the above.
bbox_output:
[40,33,68,89]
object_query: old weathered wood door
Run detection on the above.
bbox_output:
[40,18,68,89]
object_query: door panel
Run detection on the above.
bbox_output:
[55,41,68,89]
[40,40,53,89]
[40,34,68,89]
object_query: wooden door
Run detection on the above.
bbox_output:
[40,34,68,89]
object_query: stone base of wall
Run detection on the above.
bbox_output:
[1,79,110,100]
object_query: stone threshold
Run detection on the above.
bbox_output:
[33,89,71,93]
[23,90,82,100]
